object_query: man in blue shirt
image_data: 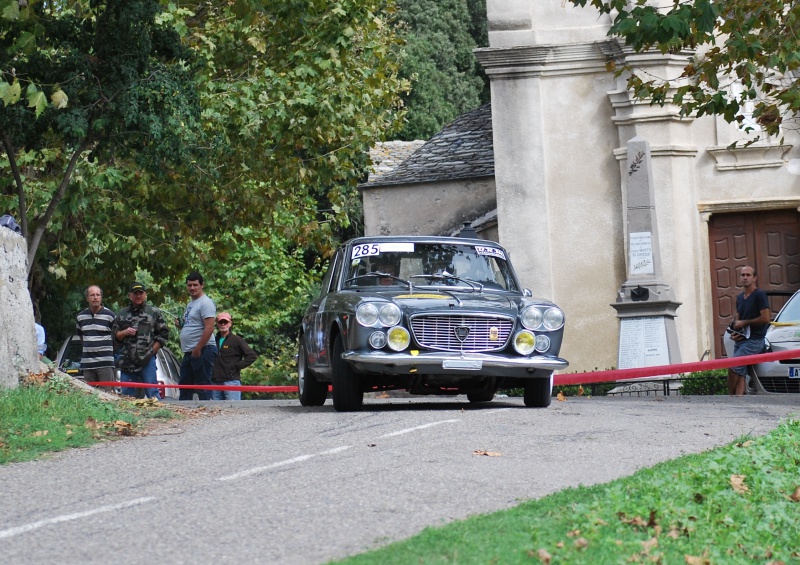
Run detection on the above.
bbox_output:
[727,266,770,396]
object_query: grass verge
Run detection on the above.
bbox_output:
[335,418,800,564]
[0,372,182,465]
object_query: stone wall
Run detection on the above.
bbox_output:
[0,227,38,388]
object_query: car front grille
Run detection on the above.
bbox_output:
[756,376,800,393]
[409,314,514,352]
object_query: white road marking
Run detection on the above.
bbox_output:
[378,419,460,438]
[217,445,352,482]
[0,497,156,540]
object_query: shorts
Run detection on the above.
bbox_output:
[731,337,765,376]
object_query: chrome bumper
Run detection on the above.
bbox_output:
[340,350,568,372]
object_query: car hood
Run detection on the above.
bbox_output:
[384,290,523,315]
[766,324,800,351]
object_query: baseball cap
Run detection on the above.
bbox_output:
[128,282,146,293]
[217,312,232,322]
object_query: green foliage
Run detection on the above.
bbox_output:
[569,0,800,140]
[395,0,486,140]
[680,369,728,396]
[336,418,800,564]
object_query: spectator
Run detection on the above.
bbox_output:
[35,322,46,360]
[211,312,258,401]
[76,285,116,385]
[727,266,770,396]
[178,272,217,400]
[113,282,170,399]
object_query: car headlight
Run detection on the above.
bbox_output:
[386,326,411,351]
[534,334,550,353]
[543,307,564,330]
[521,307,543,330]
[379,303,402,327]
[514,330,536,355]
[356,303,379,326]
[369,331,387,349]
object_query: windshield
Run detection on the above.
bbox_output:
[343,242,519,291]
[776,292,800,322]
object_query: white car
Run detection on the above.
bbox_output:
[56,335,181,399]
[723,291,800,394]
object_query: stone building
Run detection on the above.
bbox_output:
[361,1,800,374]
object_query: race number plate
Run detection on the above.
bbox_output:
[789,367,800,379]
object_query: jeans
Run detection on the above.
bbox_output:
[211,380,242,401]
[179,345,217,400]
[121,356,158,399]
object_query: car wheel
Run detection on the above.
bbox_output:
[523,375,552,408]
[298,340,327,406]
[331,335,363,412]
[467,391,495,402]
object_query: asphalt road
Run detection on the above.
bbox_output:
[1,394,798,565]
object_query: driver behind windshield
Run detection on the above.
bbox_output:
[372,257,398,285]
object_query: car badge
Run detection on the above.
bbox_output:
[489,327,499,341]
[454,325,470,342]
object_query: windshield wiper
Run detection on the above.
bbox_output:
[409,272,483,292]
[345,273,413,291]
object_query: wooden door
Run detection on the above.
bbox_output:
[709,210,800,356]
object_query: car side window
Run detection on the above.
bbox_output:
[326,250,343,293]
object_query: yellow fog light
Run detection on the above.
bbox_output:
[514,330,536,355]
[387,326,411,351]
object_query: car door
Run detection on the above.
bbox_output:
[305,248,343,369]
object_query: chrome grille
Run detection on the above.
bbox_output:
[409,314,514,352]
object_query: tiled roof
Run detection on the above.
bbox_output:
[361,104,494,188]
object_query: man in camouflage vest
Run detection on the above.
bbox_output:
[113,282,170,398]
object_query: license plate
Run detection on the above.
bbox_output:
[443,359,482,370]
[789,367,800,379]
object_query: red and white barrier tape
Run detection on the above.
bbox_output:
[85,348,800,392]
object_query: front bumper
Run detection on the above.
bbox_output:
[340,350,568,378]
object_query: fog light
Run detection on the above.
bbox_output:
[534,334,550,353]
[387,326,411,351]
[369,331,387,349]
[514,330,536,355]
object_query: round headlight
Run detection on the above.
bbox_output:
[356,303,379,327]
[514,330,536,355]
[386,326,411,351]
[369,331,387,349]
[521,307,543,330]
[379,303,402,327]
[543,307,564,330]
[534,334,550,352]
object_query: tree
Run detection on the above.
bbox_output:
[569,0,800,140]
[395,0,486,140]
[1,0,408,306]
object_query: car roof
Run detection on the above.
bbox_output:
[344,235,505,249]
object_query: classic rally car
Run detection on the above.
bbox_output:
[297,236,568,411]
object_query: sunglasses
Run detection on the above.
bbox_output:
[217,320,230,325]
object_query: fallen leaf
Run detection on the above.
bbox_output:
[84,417,102,430]
[738,440,753,448]
[667,527,682,539]
[557,391,566,402]
[556,541,564,548]
[535,549,551,564]
[685,554,710,565]
[472,450,502,457]
[566,529,580,537]
[789,486,800,502]
[66,429,73,436]
[647,510,658,527]
[32,430,48,437]
[641,537,658,552]
[573,537,589,549]
[730,474,749,494]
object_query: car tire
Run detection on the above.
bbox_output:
[467,391,495,402]
[331,335,363,412]
[523,376,552,408]
[298,340,327,406]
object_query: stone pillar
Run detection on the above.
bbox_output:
[0,227,38,388]
[611,137,682,368]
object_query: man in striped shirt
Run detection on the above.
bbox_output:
[76,285,116,384]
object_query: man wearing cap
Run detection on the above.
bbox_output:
[113,282,170,398]
[211,312,258,401]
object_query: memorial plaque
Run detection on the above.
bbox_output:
[618,316,670,369]
[629,231,654,275]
